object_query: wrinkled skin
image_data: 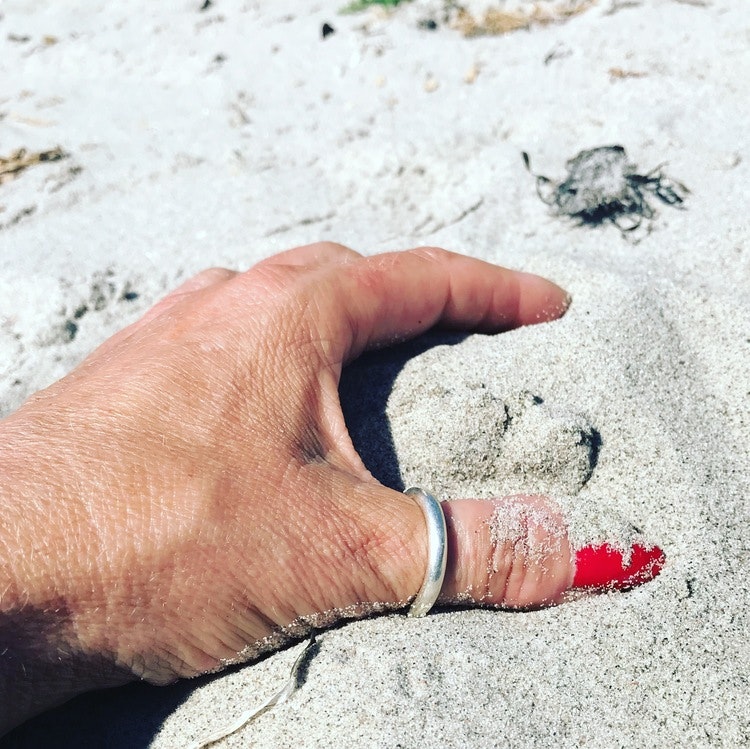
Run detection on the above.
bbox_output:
[0,244,574,734]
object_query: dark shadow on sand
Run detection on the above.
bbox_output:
[339,331,468,491]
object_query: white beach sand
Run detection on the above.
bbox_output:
[1,0,748,746]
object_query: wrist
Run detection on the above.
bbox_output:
[0,416,133,735]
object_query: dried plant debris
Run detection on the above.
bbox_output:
[608,66,647,79]
[523,145,689,234]
[453,0,596,37]
[0,146,66,186]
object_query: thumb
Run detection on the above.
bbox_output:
[317,480,663,619]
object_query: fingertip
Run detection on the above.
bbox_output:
[516,272,572,324]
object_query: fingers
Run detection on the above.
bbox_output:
[323,247,571,364]
[311,249,572,604]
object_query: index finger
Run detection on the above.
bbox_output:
[323,246,571,364]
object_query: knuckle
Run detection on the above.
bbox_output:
[244,262,305,297]
[315,240,358,256]
[194,267,235,283]
[410,245,452,263]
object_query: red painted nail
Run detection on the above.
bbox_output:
[573,543,665,591]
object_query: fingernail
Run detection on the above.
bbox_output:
[573,543,665,591]
[551,286,572,316]
[539,287,572,321]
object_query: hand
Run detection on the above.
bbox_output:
[0,243,616,732]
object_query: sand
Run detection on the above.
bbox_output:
[1,0,749,746]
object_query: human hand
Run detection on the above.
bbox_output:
[0,244,661,733]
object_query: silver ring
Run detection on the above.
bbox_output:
[405,487,447,618]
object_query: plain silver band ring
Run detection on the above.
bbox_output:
[405,487,447,618]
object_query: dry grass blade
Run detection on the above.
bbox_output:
[454,0,596,37]
[0,146,66,186]
[609,67,648,79]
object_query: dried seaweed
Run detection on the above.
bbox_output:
[0,146,66,186]
[523,145,689,234]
